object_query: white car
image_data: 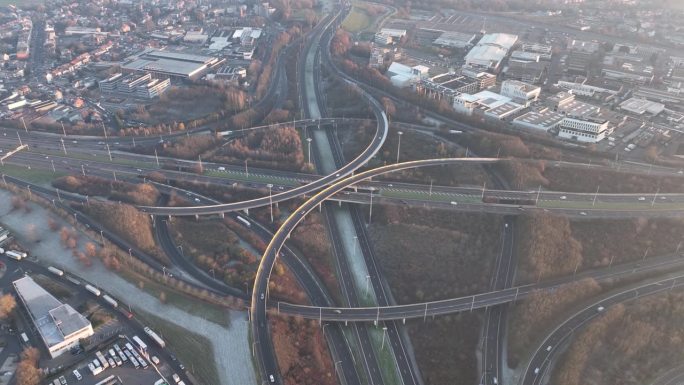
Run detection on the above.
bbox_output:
[151,356,160,365]
[269,375,275,383]
[546,345,552,351]
[559,196,567,200]
[73,369,82,381]
[172,374,181,383]
[597,306,605,312]
[534,368,540,375]
[638,197,646,201]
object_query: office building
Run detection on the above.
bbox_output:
[558,117,611,143]
[500,80,541,106]
[13,276,94,358]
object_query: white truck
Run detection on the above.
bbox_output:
[144,327,166,348]
[48,266,64,276]
[85,284,101,296]
[5,250,26,260]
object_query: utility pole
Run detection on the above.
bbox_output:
[21,117,28,133]
[81,164,86,176]
[651,186,660,207]
[61,121,67,136]
[106,144,112,161]
[60,138,67,155]
[535,185,541,204]
[396,131,403,163]
[17,132,23,146]
[101,121,108,139]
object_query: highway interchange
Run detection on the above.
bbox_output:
[4,1,684,385]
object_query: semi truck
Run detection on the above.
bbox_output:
[48,266,64,276]
[85,284,101,296]
[236,215,251,227]
[5,250,26,260]
[102,294,118,308]
[144,326,166,348]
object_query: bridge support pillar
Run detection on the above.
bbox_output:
[403,318,406,325]
[275,202,279,208]
[338,201,342,207]
[318,202,322,212]
[373,320,377,326]
[244,208,249,215]
[220,213,225,219]
[345,320,348,326]
[151,215,155,227]
[168,215,172,220]
[195,214,199,221]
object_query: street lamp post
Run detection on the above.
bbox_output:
[368,187,375,224]
[245,159,249,178]
[307,137,313,165]
[267,184,274,222]
[396,131,403,163]
[381,326,388,350]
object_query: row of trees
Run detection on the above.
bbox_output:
[53,175,161,206]
[213,126,306,172]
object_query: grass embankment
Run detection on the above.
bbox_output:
[136,311,221,385]
[342,5,371,33]
[117,268,230,327]
[368,205,503,384]
[0,164,66,185]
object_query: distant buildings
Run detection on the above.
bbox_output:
[500,80,541,106]
[433,31,478,49]
[121,49,223,80]
[453,90,523,120]
[375,28,406,46]
[619,97,665,116]
[99,73,170,99]
[558,116,611,143]
[464,33,518,71]
[13,276,94,358]
[513,109,565,132]
[386,62,429,88]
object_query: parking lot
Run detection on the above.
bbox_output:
[43,336,179,385]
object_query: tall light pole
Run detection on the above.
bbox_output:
[106,144,112,161]
[380,326,388,350]
[245,159,249,178]
[60,137,67,155]
[267,184,274,222]
[396,131,403,163]
[307,137,313,165]
[61,121,67,136]
[101,121,108,139]
[368,187,375,224]
[21,116,28,133]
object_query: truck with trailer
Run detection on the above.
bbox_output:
[47,266,64,276]
[102,294,118,308]
[144,327,166,348]
[132,335,148,354]
[95,351,110,369]
[236,215,251,227]
[5,250,26,260]
[85,284,101,296]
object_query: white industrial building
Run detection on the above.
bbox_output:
[121,49,222,80]
[453,90,523,119]
[14,276,94,358]
[375,28,406,45]
[99,73,170,99]
[386,62,429,88]
[619,97,665,116]
[558,117,611,143]
[513,109,565,132]
[500,80,541,106]
[464,33,518,71]
[433,31,478,49]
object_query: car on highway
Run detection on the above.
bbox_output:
[597,306,605,312]
[260,293,265,300]
[579,212,587,216]
[269,374,276,383]
[151,356,160,365]
[546,345,552,351]
[559,195,567,200]
[638,197,646,201]
[534,368,540,375]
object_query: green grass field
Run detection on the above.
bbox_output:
[342,5,372,33]
[135,311,220,385]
